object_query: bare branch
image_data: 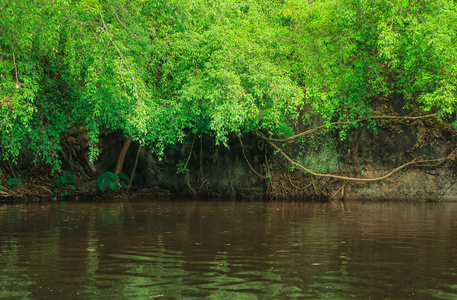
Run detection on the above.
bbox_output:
[258,113,438,143]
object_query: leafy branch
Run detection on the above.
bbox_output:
[99,12,141,105]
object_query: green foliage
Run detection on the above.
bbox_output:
[95,172,118,191]
[117,172,132,188]
[1,0,457,169]
[54,170,75,187]
[296,131,339,173]
[0,0,302,167]
[95,171,131,191]
[8,177,22,189]
[281,0,457,122]
[53,170,77,196]
[176,160,189,174]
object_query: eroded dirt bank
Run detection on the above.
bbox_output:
[1,114,457,202]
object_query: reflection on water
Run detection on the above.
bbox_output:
[1,200,457,299]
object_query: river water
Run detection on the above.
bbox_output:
[1,200,457,299]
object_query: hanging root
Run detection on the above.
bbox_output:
[266,170,328,201]
[257,131,456,183]
[238,136,269,179]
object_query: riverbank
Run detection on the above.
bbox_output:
[1,112,457,203]
[2,0,457,203]
[0,169,173,203]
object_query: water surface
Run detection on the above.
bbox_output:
[1,200,457,299]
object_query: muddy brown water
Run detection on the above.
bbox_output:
[1,200,457,299]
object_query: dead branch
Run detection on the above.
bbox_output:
[331,181,348,199]
[258,113,438,143]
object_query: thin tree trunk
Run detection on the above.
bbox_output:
[128,145,141,189]
[114,136,132,175]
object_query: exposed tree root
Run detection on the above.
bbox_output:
[265,169,328,201]
[60,128,96,179]
[265,141,454,182]
[258,113,438,143]
[247,114,457,200]
[330,182,348,199]
[256,130,455,183]
[179,134,196,173]
[237,136,329,200]
[184,134,208,198]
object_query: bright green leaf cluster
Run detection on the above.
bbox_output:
[282,0,457,121]
[1,0,456,169]
[0,0,303,167]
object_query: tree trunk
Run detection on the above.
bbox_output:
[114,136,132,175]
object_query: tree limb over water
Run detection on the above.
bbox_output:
[258,113,439,143]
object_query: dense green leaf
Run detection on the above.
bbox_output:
[8,177,21,188]
[95,171,118,191]
[1,0,456,169]
[54,176,67,187]
[117,172,131,184]
[54,170,76,187]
